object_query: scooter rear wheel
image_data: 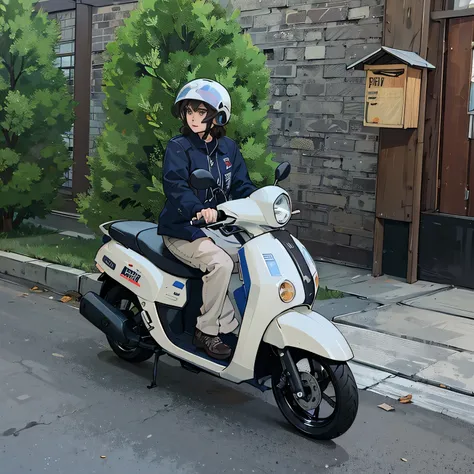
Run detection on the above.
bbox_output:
[104,285,154,363]
[272,348,358,440]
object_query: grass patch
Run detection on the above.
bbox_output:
[316,286,345,300]
[0,226,102,272]
[0,222,58,238]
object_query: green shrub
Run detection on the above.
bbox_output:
[0,0,74,232]
[78,0,275,231]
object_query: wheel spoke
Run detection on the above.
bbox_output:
[322,392,336,408]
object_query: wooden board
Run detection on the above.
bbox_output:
[375,128,415,222]
[438,18,474,216]
[404,68,422,128]
[383,0,424,53]
[421,0,446,213]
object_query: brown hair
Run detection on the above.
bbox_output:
[178,99,226,140]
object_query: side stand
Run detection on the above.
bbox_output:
[147,348,164,389]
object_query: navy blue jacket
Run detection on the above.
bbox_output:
[158,133,257,241]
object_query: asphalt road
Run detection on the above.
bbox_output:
[1,276,474,474]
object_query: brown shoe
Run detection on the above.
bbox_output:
[193,329,232,360]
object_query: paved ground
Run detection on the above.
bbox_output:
[315,262,474,397]
[2,278,474,473]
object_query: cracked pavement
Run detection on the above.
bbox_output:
[1,276,474,473]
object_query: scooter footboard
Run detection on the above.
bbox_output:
[263,307,354,362]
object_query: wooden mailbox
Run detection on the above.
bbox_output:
[347,47,435,129]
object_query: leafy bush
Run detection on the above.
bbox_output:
[0,0,74,232]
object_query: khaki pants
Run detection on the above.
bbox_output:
[163,236,239,336]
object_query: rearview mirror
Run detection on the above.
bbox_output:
[189,169,218,190]
[274,162,291,184]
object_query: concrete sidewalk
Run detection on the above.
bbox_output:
[315,261,474,398]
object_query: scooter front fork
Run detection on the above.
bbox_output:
[278,349,305,399]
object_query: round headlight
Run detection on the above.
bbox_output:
[279,280,295,303]
[273,194,291,225]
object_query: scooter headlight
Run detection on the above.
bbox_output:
[273,194,291,225]
[279,280,295,303]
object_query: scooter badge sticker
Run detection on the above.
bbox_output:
[120,266,142,287]
[223,157,232,169]
[263,253,281,277]
[102,255,116,270]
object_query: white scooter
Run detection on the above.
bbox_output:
[79,162,359,440]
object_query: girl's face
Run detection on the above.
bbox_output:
[186,102,214,135]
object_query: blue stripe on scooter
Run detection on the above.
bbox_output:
[234,248,251,318]
[238,247,251,296]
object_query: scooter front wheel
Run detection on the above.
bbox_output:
[272,348,358,440]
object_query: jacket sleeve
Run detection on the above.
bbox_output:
[229,143,257,199]
[162,140,205,220]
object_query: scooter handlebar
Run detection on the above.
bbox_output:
[190,210,227,228]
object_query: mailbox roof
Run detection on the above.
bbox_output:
[347,46,436,71]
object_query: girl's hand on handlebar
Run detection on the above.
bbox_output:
[196,208,217,224]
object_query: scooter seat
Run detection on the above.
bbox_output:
[109,221,204,280]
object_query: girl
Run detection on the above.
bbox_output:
[158,79,256,360]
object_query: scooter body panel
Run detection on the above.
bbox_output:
[96,241,188,308]
[263,306,354,362]
[221,232,308,383]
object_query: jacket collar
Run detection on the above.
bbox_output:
[186,131,219,152]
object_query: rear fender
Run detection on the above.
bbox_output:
[263,306,354,362]
[98,272,117,298]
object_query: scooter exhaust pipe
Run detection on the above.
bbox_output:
[79,292,140,345]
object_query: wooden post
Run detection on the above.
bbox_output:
[407,0,432,283]
[373,0,434,282]
[421,0,447,212]
[372,217,384,276]
[72,3,92,199]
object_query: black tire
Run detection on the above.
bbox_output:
[272,349,358,440]
[103,285,154,363]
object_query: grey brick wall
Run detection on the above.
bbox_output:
[89,3,137,155]
[229,0,383,267]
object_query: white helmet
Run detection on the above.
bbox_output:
[174,78,232,125]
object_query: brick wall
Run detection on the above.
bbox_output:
[86,0,383,268]
[89,2,137,155]
[228,0,384,268]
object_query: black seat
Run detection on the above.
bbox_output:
[109,221,156,254]
[109,221,204,279]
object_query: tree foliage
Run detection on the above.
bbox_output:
[78,0,275,231]
[0,0,74,232]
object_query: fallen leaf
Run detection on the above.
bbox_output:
[30,286,44,293]
[378,403,394,412]
[401,458,408,462]
[60,295,73,303]
[31,286,38,290]
[398,394,413,404]
[440,384,447,389]
[52,353,64,358]
[100,455,107,459]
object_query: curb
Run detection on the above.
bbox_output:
[332,316,474,356]
[0,250,101,296]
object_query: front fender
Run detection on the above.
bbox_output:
[263,306,354,362]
